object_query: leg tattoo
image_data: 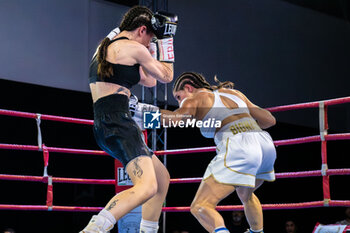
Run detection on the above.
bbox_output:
[132,158,144,178]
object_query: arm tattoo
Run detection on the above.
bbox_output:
[106,199,118,210]
[132,158,143,178]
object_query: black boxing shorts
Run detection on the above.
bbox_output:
[93,94,152,167]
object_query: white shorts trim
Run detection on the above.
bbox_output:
[203,126,276,187]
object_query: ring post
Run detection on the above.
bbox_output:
[319,102,330,205]
[36,113,43,151]
[42,145,53,210]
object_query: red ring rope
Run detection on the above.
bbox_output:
[1,168,349,185]
[1,132,349,156]
[0,96,349,212]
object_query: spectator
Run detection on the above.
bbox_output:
[285,220,297,233]
[3,228,15,233]
[335,207,350,225]
[226,211,249,232]
[171,230,189,233]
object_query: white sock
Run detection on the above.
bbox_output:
[213,226,230,233]
[250,228,264,233]
[96,209,117,231]
[139,219,159,233]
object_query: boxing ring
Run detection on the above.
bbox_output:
[0,96,350,227]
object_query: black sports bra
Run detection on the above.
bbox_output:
[88,37,141,89]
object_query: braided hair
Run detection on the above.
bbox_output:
[172,72,235,92]
[97,6,154,78]
[119,6,153,33]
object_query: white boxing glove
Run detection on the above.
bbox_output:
[129,94,143,129]
[157,37,174,63]
[129,94,160,129]
[129,94,139,115]
[106,27,120,40]
[131,102,160,120]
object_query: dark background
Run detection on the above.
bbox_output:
[1,0,350,109]
[0,0,350,232]
[0,80,349,233]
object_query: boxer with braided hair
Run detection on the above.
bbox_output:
[82,5,178,233]
[172,72,276,233]
[132,71,276,233]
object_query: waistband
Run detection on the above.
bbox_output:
[214,117,262,145]
[93,94,129,114]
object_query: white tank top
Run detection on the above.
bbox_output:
[200,90,250,138]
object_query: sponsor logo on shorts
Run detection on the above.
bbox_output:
[229,119,261,135]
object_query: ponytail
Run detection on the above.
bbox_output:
[97,38,113,78]
[96,6,153,79]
